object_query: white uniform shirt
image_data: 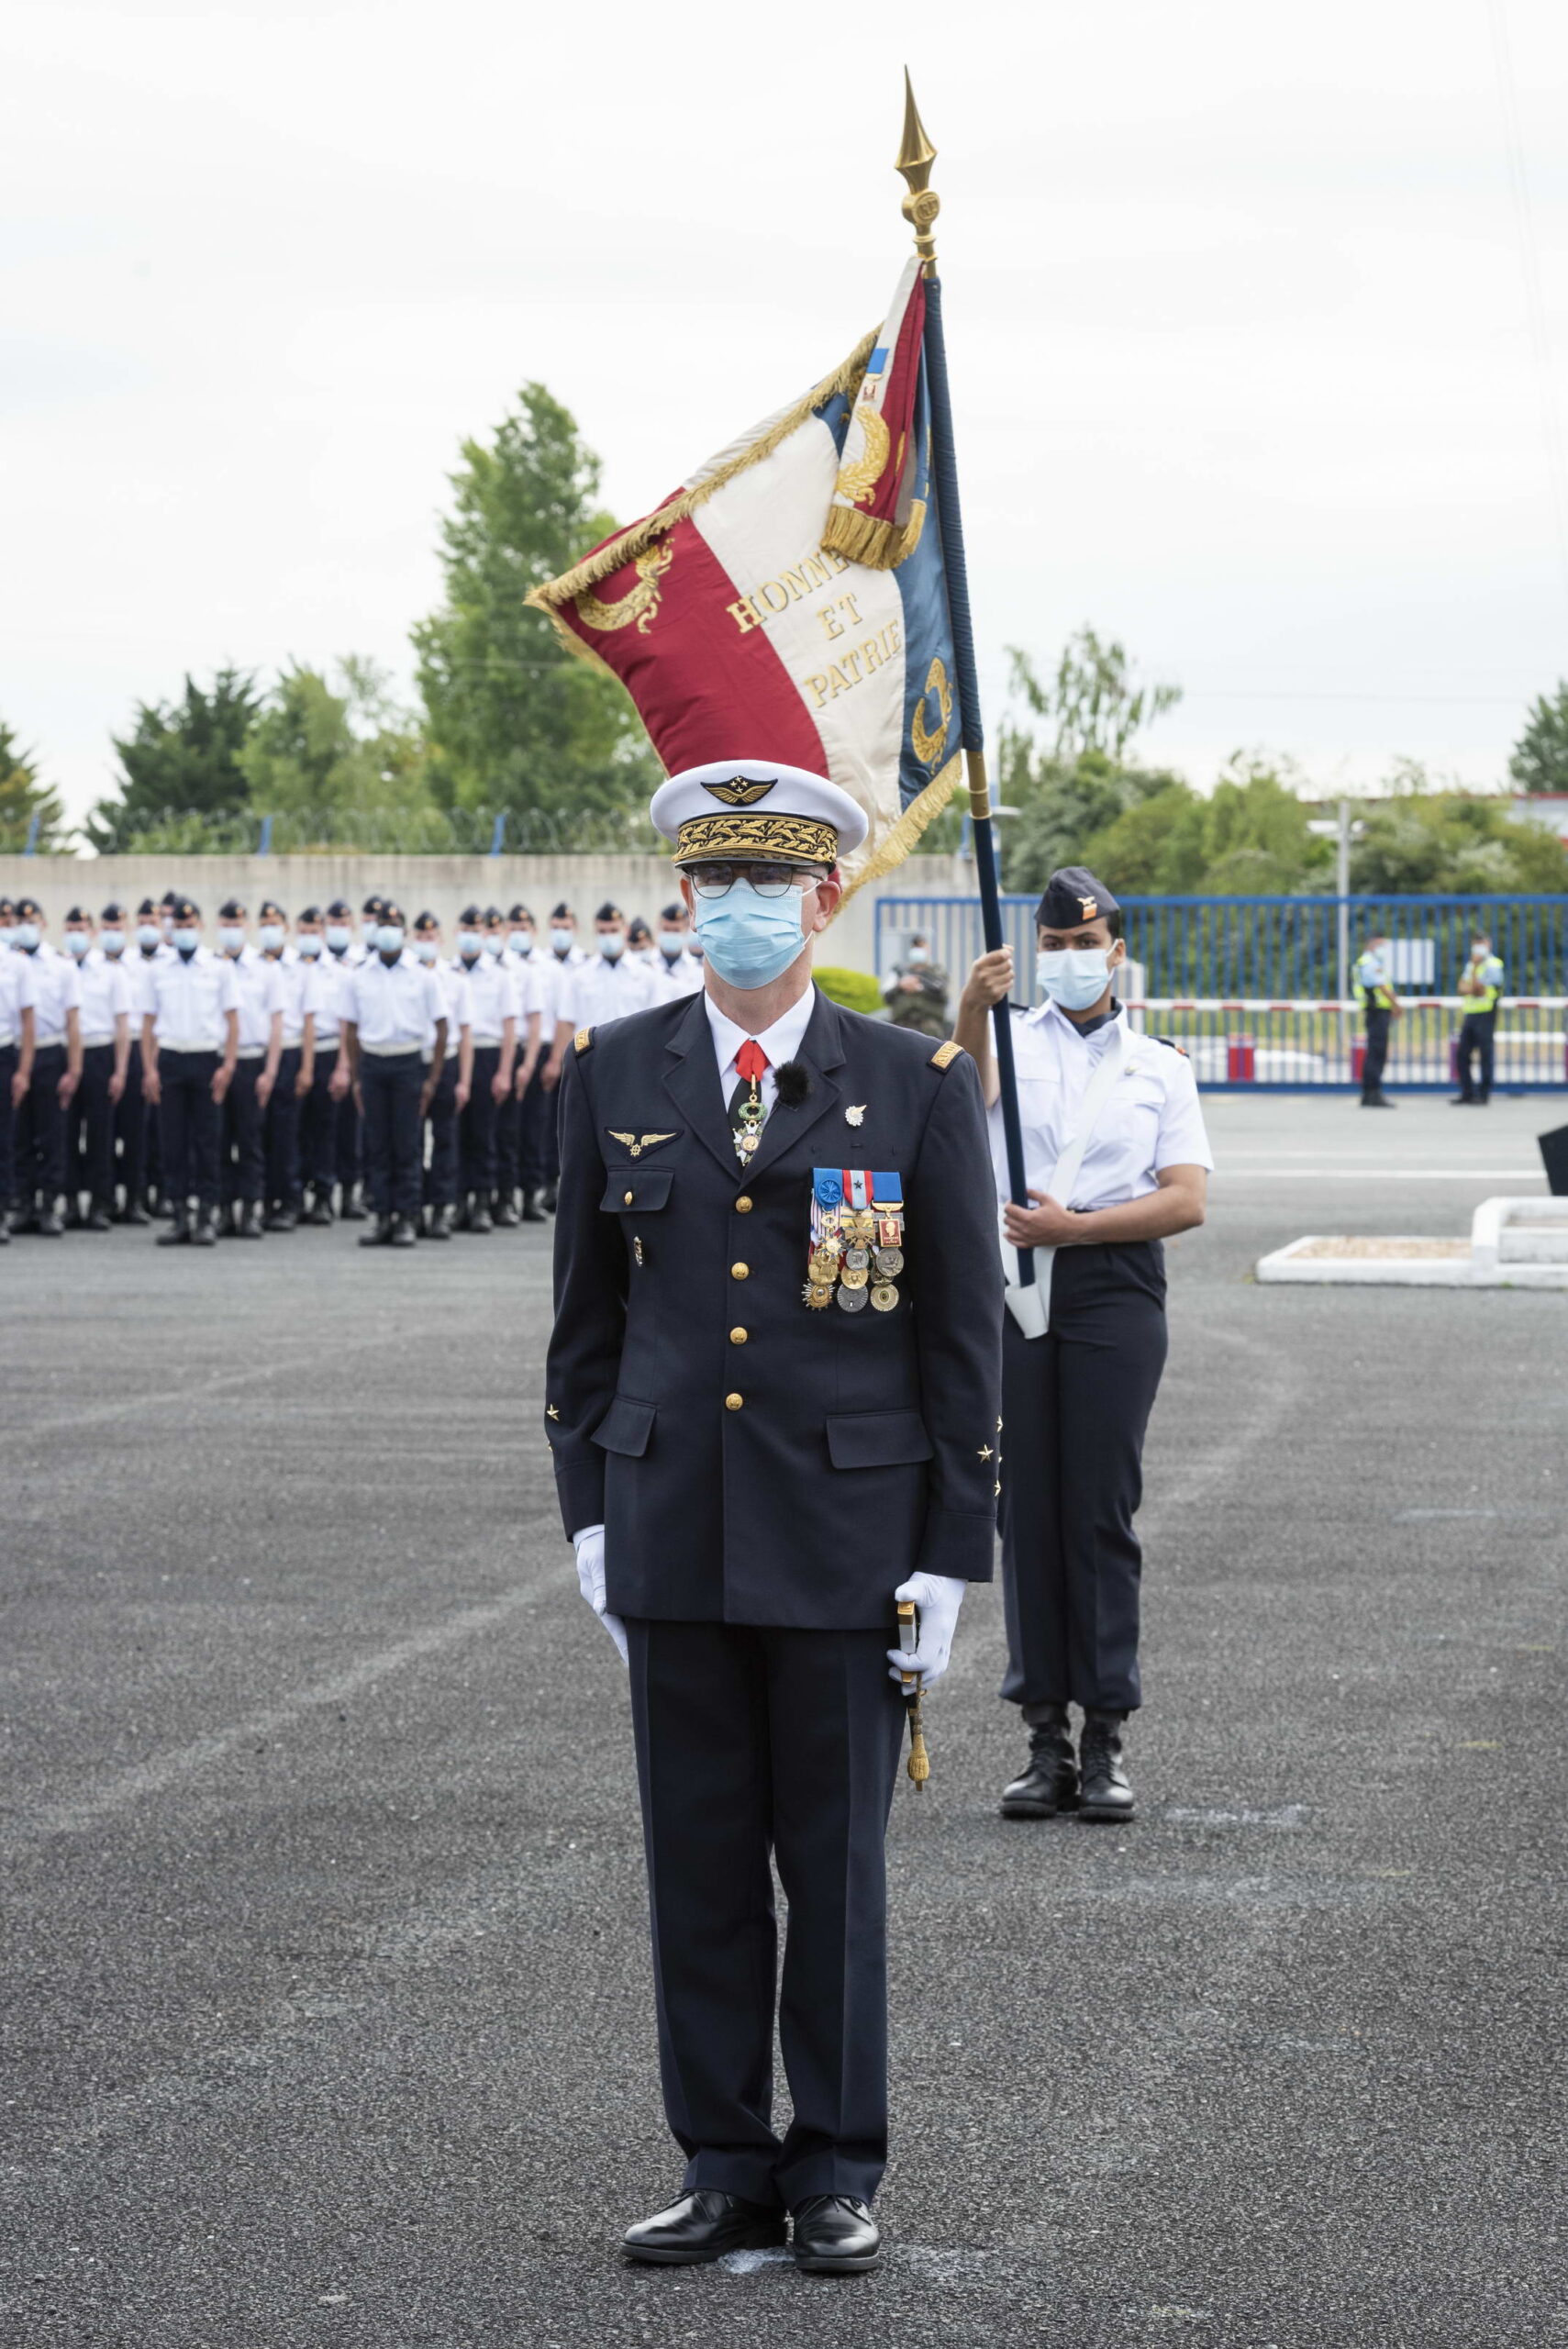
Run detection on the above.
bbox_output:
[147,946,241,1051]
[447,952,517,1045]
[991,999,1214,1212]
[344,952,441,1051]
[18,945,81,1043]
[76,950,132,1041]
[544,946,588,1030]
[312,952,354,1042]
[564,951,657,1033]
[428,962,467,1058]
[703,985,814,1118]
[651,946,704,1001]
[224,950,284,1052]
[0,941,38,1042]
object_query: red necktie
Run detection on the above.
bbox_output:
[736,1039,769,1086]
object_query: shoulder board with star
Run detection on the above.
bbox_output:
[929,1040,964,1071]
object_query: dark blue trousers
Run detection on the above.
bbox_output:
[220,1060,265,1208]
[495,1080,521,1197]
[298,1047,341,1193]
[0,1042,16,1209]
[16,1041,67,1205]
[519,1075,551,1193]
[423,1054,460,1208]
[116,1044,150,1207]
[265,1047,303,1209]
[461,1045,500,1197]
[68,1041,117,1207]
[1456,1011,1496,1101]
[158,1050,220,1208]
[626,1619,906,2210]
[360,1051,423,1219]
[998,1241,1169,1716]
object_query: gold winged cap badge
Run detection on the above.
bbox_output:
[702,776,777,807]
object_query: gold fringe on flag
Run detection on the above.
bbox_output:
[835,749,963,907]
[819,496,928,572]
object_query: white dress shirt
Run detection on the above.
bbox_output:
[262,952,317,1048]
[991,999,1214,1213]
[76,950,132,1041]
[564,952,657,1033]
[651,947,704,1000]
[344,952,441,1051]
[146,946,241,1051]
[702,983,816,1117]
[17,945,82,1043]
[0,942,38,1042]
[224,949,284,1053]
[428,962,467,1058]
[309,952,350,1043]
[447,952,517,1044]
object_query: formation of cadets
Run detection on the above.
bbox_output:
[0,887,703,1246]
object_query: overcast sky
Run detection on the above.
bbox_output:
[6,0,1568,824]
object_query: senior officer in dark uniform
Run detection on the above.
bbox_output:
[955,868,1211,1825]
[547,759,1001,2277]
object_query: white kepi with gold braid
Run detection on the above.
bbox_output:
[651,761,869,874]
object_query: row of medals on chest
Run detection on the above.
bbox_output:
[806,1201,903,1316]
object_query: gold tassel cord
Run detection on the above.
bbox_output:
[906,1692,930,1789]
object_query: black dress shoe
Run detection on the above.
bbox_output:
[623,2188,785,2266]
[1001,1704,1079,1819]
[392,1216,417,1247]
[468,1200,494,1233]
[37,1208,64,1236]
[541,1183,557,1212]
[521,1190,547,1223]
[790,2195,882,2275]
[119,1203,151,1228]
[339,1185,368,1221]
[493,1193,519,1228]
[424,1203,453,1240]
[263,1208,298,1232]
[1078,1711,1135,1822]
[157,1208,192,1246]
[359,1216,395,1247]
[87,1203,114,1231]
[304,1198,333,1226]
[190,1208,217,1247]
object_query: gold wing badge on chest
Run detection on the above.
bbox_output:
[606,1130,679,1159]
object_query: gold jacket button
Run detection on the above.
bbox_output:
[624,1189,634,1204]
[730,1261,749,1279]
[725,1391,744,1410]
[729,1327,747,1344]
[735,1196,753,1213]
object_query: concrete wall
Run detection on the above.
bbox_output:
[0,852,973,975]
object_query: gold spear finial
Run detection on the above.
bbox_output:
[895,68,940,277]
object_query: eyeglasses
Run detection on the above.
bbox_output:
[685,863,826,900]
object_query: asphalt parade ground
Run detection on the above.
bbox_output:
[3,1095,1562,2349]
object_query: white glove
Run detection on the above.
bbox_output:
[885,1572,966,1689]
[572,1524,628,1665]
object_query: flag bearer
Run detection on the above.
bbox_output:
[61,906,131,1229]
[257,901,316,1229]
[9,898,81,1235]
[411,911,471,1239]
[215,899,283,1238]
[339,903,444,1249]
[1452,931,1507,1106]
[548,760,1000,2275]
[1353,927,1400,1108]
[954,869,1211,1828]
[141,897,239,1247]
[450,904,517,1232]
[0,922,38,1244]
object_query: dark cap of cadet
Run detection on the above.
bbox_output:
[1035,866,1121,929]
[381,902,406,926]
[218,896,245,919]
[174,896,200,919]
[101,901,126,922]
[64,904,88,922]
[17,895,43,919]
[137,896,158,917]
[299,903,322,924]
[362,893,385,916]
[259,898,285,921]
[326,898,351,918]
[507,903,531,921]
[459,902,483,925]
[413,910,439,932]
[160,888,179,908]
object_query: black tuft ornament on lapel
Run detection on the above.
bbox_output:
[774,1060,812,1109]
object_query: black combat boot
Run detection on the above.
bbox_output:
[468,1195,494,1233]
[157,1204,192,1246]
[263,1205,297,1232]
[391,1216,417,1248]
[239,1200,265,1238]
[1078,1711,1135,1823]
[339,1182,367,1222]
[493,1189,519,1229]
[1000,1704,1079,1820]
[87,1198,114,1231]
[425,1202,454,1240]
[304,1191,333,1226]
[190,1205,217,1247]
[521,1188,547,1224]
[359,1215,395,1247]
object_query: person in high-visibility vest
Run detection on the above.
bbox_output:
[1452,932,1506,1106]
[1352,929,1401,1108]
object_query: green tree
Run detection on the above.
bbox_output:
[239,659,450,850]
[1508,684,1568,796]
[414,383,660,821]
[0,722,70,852]
[85,668,261,852]
[996,632,1185,891]
[1074,757,1331,895]
[1351,786,1568,894]
[1007,627,1184,766]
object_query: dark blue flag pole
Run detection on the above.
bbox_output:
[896,75,1040,1328]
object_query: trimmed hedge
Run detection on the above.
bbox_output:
[814,964,884,1015]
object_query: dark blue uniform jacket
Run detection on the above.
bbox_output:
[545,985,1003,1630]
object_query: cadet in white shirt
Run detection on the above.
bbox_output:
[448,904,517,1233]
[255,899,318,1230]
[214,897,284,1239]
[534,903,588,1207]
[502,903,550,1220]
[339,903,445,1248]
[320,897,368,1219]
[0,918,38,1244]
[552,901,658,1056]
[141,896,240,1246]
[61,905,131,1230]
[9,897,83,1236]
[486,906,528,1225]
[114,896,169,1221]
[955,866,1212,1827]
[651,901,704,1000]
[411,910,471,1239]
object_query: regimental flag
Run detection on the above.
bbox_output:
[527,262,964,898]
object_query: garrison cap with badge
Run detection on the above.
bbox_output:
[1036,866,1119,929]
[218,897,245,919]
[545,757,1001,1630]
[64,905,89,923]
[173,897,200,919]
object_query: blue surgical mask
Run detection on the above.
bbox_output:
[258,923,284,952]
[483,931,504,956]
[658,932,684,958]
[1037,947,1114,1011]
[597,933,624,960]
[15,922,39,951]
[507,931,529,954]
[219,926,245,953]
[101,930,126,956]
[297,934,323,959]
[550,928,573,953]
[325,925,350,952]
[174,930,199,956]
[459,934,482,961]
[137,924,161,950]
[65,932,91,958]
[907,945,929,964]
[413,936,439,963]
[377,925,406,955]
[693,879,806,991]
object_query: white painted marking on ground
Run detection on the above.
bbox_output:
[1215,1168,1541,1180]
[715,2248,792,2274]
[1163,1805,1310,1829]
